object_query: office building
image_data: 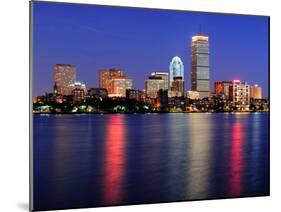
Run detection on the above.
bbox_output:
[145,75,166,98]
[229,80,250,105]
[99,69,124,90]
[186,91,200,100]
[88,88,108,98]
[54,64,76,95]
[108,77,133,97]
[191,35,210,99]
[156,89,168,109]
[170,76,184,97]
[68,81,87,94]
[126,89,144,101]
[169,56,184,88]
[250,84,262,99]
[214,81,232,99]
[72,88,85,104]
[214,81,223,94]
[151,72,169,90]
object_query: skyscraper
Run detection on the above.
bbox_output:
[191,35,210,99]
[169,56,184,88]
[54,64,76,96]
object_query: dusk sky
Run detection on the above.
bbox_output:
[33,1,269,97]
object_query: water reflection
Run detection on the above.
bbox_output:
[165,114,188,200]
[247,113,268,195]
[103,115,126,204]
[50,118,77,204]
[229,118,244,197]
[186,114,212,199]
[34,113,269,210]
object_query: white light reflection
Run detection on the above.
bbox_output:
[186,113,212,200]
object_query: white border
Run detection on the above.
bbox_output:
[1,0,280,211]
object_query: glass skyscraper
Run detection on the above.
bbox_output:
[169,56,184,88]
[191,35,210,98]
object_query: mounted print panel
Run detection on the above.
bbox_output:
[30,1,269,211]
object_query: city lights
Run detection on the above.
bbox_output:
[33,35,269,114]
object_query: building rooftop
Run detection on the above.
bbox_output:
[192,35,209,42]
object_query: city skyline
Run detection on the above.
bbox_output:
[33,2,269,97]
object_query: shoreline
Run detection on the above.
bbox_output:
[33,111,269,115]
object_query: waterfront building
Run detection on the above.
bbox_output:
[186,90,200,100]
[54,64,76,96]
[169,56,184,88]
[191,35,210,99]
[145,75,166,98]
[214,81,233,99]
[168,97,186,112]
[99,69,124,90]
[150,72,169,90]
[54,95,64,104]
[72,88,85,104]
[88,88,108,98]
[156,89,168,110]
[229,80,250,106]
[34,95,46,104]
[44,92,56,103]
[250,84,262,99]
[214,81,223,94]
[126,89,144,101]
[108,77,133,97]
[68,81,87,94]
[168,90,182,98]
[170,76,184,97]
[221,81,232,100]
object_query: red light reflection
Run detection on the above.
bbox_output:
[103,115,126,204]
[230,123,244,197]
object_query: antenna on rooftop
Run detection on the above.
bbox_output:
[199,24,203,35]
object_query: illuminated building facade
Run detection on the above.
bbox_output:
[68,81,87,94]
[54,64,76,95]
[221,81,232,100]
[150,72,169,90]
[99,69,125,91]
[108,77,133,97]
[170,76,184,97]
[126,89,144,101]
[214,81,223,94]
[186,90,200,100]
[250,84,262,99]
[72,88,85,104]
[191,35,210,99]
[169,56,184,88]
[229,80,250,105]
[214,81,232,99]
[145,75,167,99]
[156,89,168,109]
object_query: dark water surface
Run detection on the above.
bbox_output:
[33,113,269,210]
